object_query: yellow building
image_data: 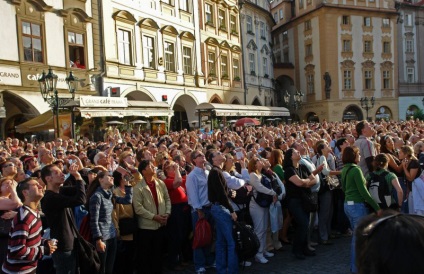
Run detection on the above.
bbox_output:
[272,0,399,122]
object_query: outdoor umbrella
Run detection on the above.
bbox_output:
[105,121,124,125]
[151,120,166,124]
[130,120,148,124]
[235,117,261,127]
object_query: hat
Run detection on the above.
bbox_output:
[225,142,236,150]
[20,155,35,163]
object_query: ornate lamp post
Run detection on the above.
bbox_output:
[38,68,78,138]
[360,96,375,121]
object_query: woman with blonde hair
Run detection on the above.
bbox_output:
[0,177,22,264]
[398,145,421,214]
[248,157,277,264]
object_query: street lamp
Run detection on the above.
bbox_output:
[360,96,375,121]
[38,68,78,138]
[293,90,304,110]
[283,90,290,106]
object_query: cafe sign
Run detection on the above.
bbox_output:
[0,66,21,86]
[80,96,128,108]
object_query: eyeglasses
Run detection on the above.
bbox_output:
[3,163,15,168]
[57,153,63,156]
[194,153,205,159]
[362,213,424,237]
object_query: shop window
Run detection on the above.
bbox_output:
[22,21,43,63]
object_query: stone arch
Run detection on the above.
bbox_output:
[275,75,295,106]
[58,8,93,23]
[220,41,231,50]
[252,97,262,106]
[160,25,179,36]
[170,92,199,131]
[25,0,53,11]
[179,31,195,40]
[342,104,363,121]
[205,37,220,46]
[231,45,242,53]
[306,112,319,122]
[209,94,224,104]
[121,87,156,101]
[230,97,241,104]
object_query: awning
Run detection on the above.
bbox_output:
[15,111,54,133]
[78,101,174,118]
[195,103,290,117]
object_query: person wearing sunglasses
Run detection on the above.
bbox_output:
[0,161,17,179]
[355,211,424,274]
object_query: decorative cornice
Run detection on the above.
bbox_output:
[10,0,53,11]
[58,8,92,23]
[246,39,258,50]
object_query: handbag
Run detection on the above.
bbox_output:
[192,218,212,249]
[300,189,318,212]
[326,175,340,190]
[118,217,137,236]
[67,211,100,273]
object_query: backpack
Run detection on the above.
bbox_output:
[79,214,92,243]
[231,185,253,205]
[233,221,260,262]
[367,171,392,209]
[253,175,274,207]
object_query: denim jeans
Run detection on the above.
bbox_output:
[288,198,309,255]
[344,202,369,273]
[52,249,76,274]
[98,237,117,274]
[395,177,409,213]
[210,204,238,274]
[191,207,215,271]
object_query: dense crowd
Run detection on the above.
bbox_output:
[1,119,424,274]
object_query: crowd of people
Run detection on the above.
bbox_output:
[1,118,424,274]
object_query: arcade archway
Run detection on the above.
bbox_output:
[342,105,363,121]
[275,75,294,107]
[306,112,319,123]
[171,94,198,131]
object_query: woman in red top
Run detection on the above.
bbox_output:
[163,160,191,270]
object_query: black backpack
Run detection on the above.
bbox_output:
[231,185,253,205]
[367,171,392,209]
[253,175,274,207]
[233,221,260,262]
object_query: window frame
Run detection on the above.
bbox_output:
[383,70,390,89]
[142,35,156,69]
[263,57,268,76]
[249,53,255,74]
[221,55,228,77]
[246,16,253,33]
[342,15,350,25]
[164,40,176,72]
[182,46,192,75]
[382,18,390,28]
[343,70,352,90]
[343,40,351,52]
[406,39,414,53]
[364,70,373,90]
[21,21,44,63]
[364,40,373,53]
[232,58,240,79]
[117,28,132,65]
[407,67,414,83]
[205,3,213,25]
[208,51,216,75]
[363,17,371,27]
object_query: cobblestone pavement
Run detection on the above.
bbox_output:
[164,234,352,274]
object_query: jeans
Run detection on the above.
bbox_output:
[52,249,76,274]
[344,202,369,273]
[288,198,309,255]
[98,237,117,274]
[396,177,409,213]
[318,190,333,241]
[191,207,215,271]
[211,204,238,274]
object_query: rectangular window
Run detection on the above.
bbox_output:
[263,57,268,76]
[343,40,351,52]
[406,40,413,52]
[283,50,289,62]
[233,58,240,78]
[279,9,283,20]
[162,0,175,5]
[307,74,314,94]
[382,18,390,27]
[164,41,175,72]
[117,29,131,65]
[282,31,288,42]
[407,68,414,83]
[305,44,312,56]
[364,41,372,53]
[383,42,390,54]
[305,20,311,31]
[182,46,192,75]
[205,3,213,24]
[299,0,304,8]
[218,9,226,29]
[260,22,265,38]
[230,15,237,32]
[246,16,253,32]
[249,53,255,74]
[221,55,228,77]
[342,15,350,25]
[208,51,216,75]
[344,70,352,89]
[274,12,278,22]
[68,31,85,68]
[180,0,189,11]
[22,21,43,63]
[142,36,155,68]
[405,14,412,26]
[363,17,371,27]
[364,70,373,89]
[383,71,390,89]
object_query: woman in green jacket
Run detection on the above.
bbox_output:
[341,146,380,274]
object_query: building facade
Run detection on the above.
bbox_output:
[396,0,424,120]
[0,0,96,138]
[272,0,399,122]
[240,0,276,107]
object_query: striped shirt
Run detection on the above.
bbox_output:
[2,205,45,274]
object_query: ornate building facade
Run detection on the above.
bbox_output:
[272,0,399,122]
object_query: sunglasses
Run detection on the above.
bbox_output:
[194,153,205,159]
[3,163,15,168]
